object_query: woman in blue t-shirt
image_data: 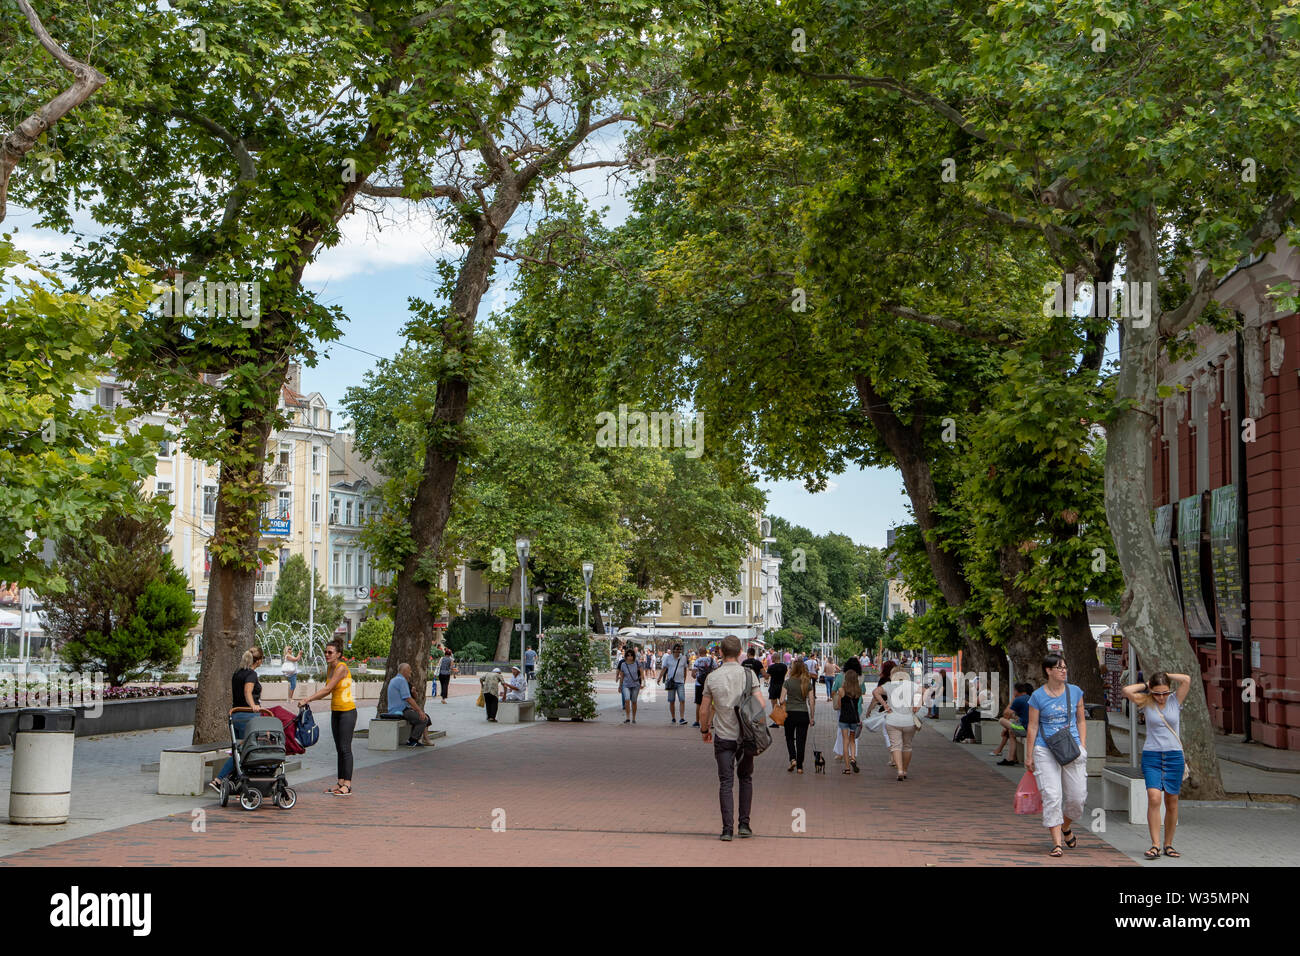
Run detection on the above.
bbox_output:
[1122,671,1192,860]
[1025,654,1088,859]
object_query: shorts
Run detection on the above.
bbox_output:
[838,721,861,732]
[695,684,705,705]
[1142,749,1184,795]
[621,685,640,705]
[667,681,686,702]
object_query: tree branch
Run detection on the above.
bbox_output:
[1159,192,1298,338]
[803,71,1002,147]
[0,0,109,223]
[881,303,1010,345]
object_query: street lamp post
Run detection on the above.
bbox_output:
[818,601,825,662]
[515,537,530,667]
[581,560,594,633]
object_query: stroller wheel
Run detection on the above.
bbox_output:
[219,778,231,808]
[275,787,297,810]
[239,787,263,811]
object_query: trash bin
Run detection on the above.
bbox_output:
[8,707,76,825]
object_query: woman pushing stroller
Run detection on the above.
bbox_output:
[210,646,272,791]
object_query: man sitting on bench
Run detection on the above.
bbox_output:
[387,663,432,747]
[503,666,527,702]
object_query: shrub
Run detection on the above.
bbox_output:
[445,608,502,655]
[350,616,393,659]
[457,641,489,663]
[535,625,602,720]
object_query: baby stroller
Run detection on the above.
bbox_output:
[219,714,297,811]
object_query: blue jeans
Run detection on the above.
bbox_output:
[286,673,297,696]
[217,712,258,780]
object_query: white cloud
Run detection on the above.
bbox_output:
[303,203,458,286]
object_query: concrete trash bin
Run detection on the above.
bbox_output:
[8,707,76,825]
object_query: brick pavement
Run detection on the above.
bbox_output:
[2,702,1133,867]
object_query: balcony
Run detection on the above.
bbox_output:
[265,463,291,485]
[254,577,276,600]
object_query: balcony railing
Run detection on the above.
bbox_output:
[254,578,276,600]
[265,463,291,484]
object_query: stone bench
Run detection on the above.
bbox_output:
[153,742,231,796]
[148,744,304,795]
[366,716,447,751]
[497,699,536,723]
[1102,765,1148,825]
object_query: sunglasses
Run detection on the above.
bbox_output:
[1150,690,1171,697]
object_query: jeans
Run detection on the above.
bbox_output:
[783,711,810,769]
[401,706,431,742]
[217,711,258,780]
[286,673,297,696]
[713,737,753,832]
[332,709,357,781]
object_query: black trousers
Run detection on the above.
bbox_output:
[485,692,499,720]
[401,706,431,742]
[713,737,753,832]
[783,711,810,769]
[438,674,451,700]
[331,709,357,781]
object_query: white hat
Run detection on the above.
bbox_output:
[493,667,502,673]
[511,665,521,672]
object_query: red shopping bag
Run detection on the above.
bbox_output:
[1014,770,1042,815]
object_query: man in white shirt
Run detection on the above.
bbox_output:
[700,635,767,841]
[658,643,690,726]
[503,666,527,702]
[805,653,821,698]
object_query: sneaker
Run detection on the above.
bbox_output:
[624,718,631,724]
[679,719,687,725]
[208,779,222,793]
[996,759,1020,766]
[719,829,734,842]
[692,721,700,727]
[407,739,420,747]
[737,824,753,838]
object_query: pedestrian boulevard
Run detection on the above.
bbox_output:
[2,683,1138,867]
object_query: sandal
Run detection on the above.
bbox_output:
[1163,845,1180,858]
[327,784,353,796]
[850,759,860,773]
[1049,845,1064,858]
[788,760,797,773]
[1144,845,1161,860]
[1062,829,1077,849]
[842,768,853,775]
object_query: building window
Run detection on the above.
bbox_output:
[645,600,662,617]
[278,441,292,467]
[312,444,321,473]
[155,481,173,504]
[277,490,292,520]
[313,407,320,428]
[158,440,174,458]
[203,484,218,517]
[344,500,353,526]
[725,600,742,616]
[343,552,353,586]
[691,600,704,617]
[97,385,117,410]
[357,501,365,524]
[332,551,340,586]
[311,493,320,524]
[358,553,368,588]
[331,496,339,524]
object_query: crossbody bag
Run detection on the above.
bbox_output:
[1044,686,1081,765]
[1152,699,1192,781]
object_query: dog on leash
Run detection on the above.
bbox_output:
[813,750,826,774]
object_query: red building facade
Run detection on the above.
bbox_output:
[1149,239,1300,750]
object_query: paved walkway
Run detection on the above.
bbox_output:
[3,682,1133,867]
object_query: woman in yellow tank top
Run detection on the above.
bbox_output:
[296,638,356,795]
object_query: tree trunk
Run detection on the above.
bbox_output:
[1103,210,1225,798]
[192,393,280,744]
[1057,603,1120,756]
[384,208,508,708]
[495,615,514,662]
[592,604,606,635]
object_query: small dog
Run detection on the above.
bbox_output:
[813,750,826,774]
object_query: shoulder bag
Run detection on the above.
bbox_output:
[1152,698,1192,781]
[1044,686,1081,765]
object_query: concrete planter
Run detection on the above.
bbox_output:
[0,695,197,743]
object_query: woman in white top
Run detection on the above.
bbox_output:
[281,645,302,697]
[871,670,920,780]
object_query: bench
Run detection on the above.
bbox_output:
[367,716,448,751]
[1102,765,1148,825]
[154,743,230,796]
[497,699,536,723]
